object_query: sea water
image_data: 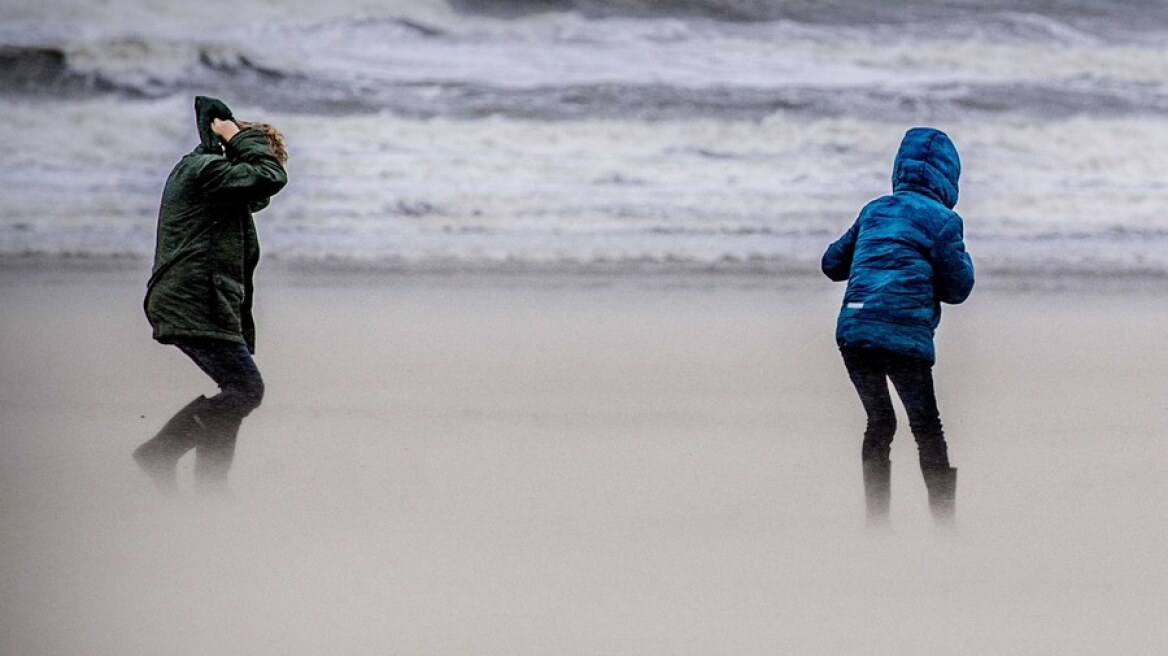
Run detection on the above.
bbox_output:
[3,0,1167,277]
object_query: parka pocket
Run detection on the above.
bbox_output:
[211,272,246,331]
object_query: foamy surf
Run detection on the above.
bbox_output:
[2,0,1167,278]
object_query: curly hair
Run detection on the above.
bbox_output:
[236,121,288,164]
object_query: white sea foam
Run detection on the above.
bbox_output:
[2,1,1167,276]
[3,96,1167,275]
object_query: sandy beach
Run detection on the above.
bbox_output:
[5,0,1168,651]
[0,262,1164,654]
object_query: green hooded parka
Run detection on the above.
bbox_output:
[144,96,287,353]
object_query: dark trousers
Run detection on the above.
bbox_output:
[840,346,949,469]
[134,339,264,490]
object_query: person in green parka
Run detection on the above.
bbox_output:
[134,96,287,493]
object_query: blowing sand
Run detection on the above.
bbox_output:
[1,262,1165,655]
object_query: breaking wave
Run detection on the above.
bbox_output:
[3,0,1168,277]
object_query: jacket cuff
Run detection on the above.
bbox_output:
[223,128,264,156]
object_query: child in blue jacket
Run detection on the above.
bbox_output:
[822,127,974,528]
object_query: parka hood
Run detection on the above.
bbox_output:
[892,127,960,209]
[194,95,235,154]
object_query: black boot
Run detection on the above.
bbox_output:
[922,466,957,529]
[194,441,237,494]
[133,396,213,491]
[862,459,891,528]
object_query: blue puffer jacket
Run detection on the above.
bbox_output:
[821,127,974,363]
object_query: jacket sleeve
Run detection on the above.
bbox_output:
[199,129,287,203]
[932,213,974,304]
[821,220,859,281]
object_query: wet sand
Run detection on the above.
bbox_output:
[1,262,1165,655]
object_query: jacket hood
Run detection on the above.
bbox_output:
[194,95,235,154]
[892,127,960,209]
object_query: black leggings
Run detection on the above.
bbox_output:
[841,346,950,469]
[134,339,263,488]
[176,339,265,431]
